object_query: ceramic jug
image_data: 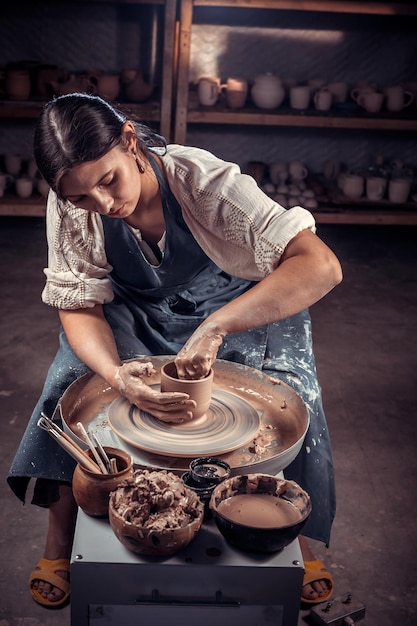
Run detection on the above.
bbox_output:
[251,73,285,110]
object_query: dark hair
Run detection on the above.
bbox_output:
[33,93,166,193]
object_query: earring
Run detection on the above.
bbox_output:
[132,150,145,174]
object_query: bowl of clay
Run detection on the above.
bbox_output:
[209,473,311,553]
[108,469,204,556]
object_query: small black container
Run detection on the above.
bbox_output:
[181,471,216,520]
[189,457,231,487]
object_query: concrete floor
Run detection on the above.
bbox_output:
[0,217,416,626]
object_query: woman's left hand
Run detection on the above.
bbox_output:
[175,321,225,379]
[115,360,196,423]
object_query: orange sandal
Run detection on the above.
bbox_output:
[302,559,333,604]
[29,557,70,608]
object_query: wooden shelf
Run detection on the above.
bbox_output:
[312,207,417,225]
[173,0,417,225]
[0,0,178,216]
[0,197,47,217]
[0,99,162,121]
[185,99,417,131]
[2,195,416,224]
[174,0,417,142]
[192,0,417,17]
[0,0,177,137]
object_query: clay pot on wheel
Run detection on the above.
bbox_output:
[72,447,133,517]
[160,361,214,420]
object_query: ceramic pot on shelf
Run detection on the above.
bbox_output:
[49,73,96,96]
[251,73,285,110]
[6,69,31,101]
[122,70,154,103]
[95,73,120,101]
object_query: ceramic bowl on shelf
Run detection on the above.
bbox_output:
[209,473,311,553]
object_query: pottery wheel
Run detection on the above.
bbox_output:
[108,389,260,457]
[60,356,310,475]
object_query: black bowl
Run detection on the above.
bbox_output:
[189,457,231,486]
[209,473,311,553]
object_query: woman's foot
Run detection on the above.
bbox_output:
[299,535,333,603]
[30,484,77,605]
[30,558,71,606]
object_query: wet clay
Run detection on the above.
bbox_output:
[217,493,303,528]
[194,463,229,478]
[60,356,309,474]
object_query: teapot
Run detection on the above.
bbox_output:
[251,73,285,110]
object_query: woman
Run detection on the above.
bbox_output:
[8,93,342,607]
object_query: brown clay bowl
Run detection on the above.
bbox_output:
[108,469,205,556]
[209,473,312,553]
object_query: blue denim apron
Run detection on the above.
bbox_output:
[7,158,335,544]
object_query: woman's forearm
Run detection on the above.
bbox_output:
[206,229,342,335]
[59,305,122,387]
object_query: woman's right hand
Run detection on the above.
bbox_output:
[175,321,226,380]
[115,361,196,423]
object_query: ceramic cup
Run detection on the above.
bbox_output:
[403,81,417,109]
[323,160,341,181]
[343,174,364,199]
[350,83,377,104]
[314,88,333,112]
[120,68,138,84]
[327,81,349,103]
[308,78,327,92]
[26,158,38,179]
[383,85,414,112]
[198,76,220,106]
[289,85,311,110]
[4,154,22,176]
[289,160,308,181]
[247,161,267,184]
[0,172,12,194]
[15,176,33,199]
[366,176,387,201]
[337,171,347,190]
[37,177,50,197]
[160,361,214,420]
[388,177,412,203]
[6,69,31,101]
[224,77,248,109]
[269,160,289,185]
[358,91,384,113]
[391,160,404,171]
